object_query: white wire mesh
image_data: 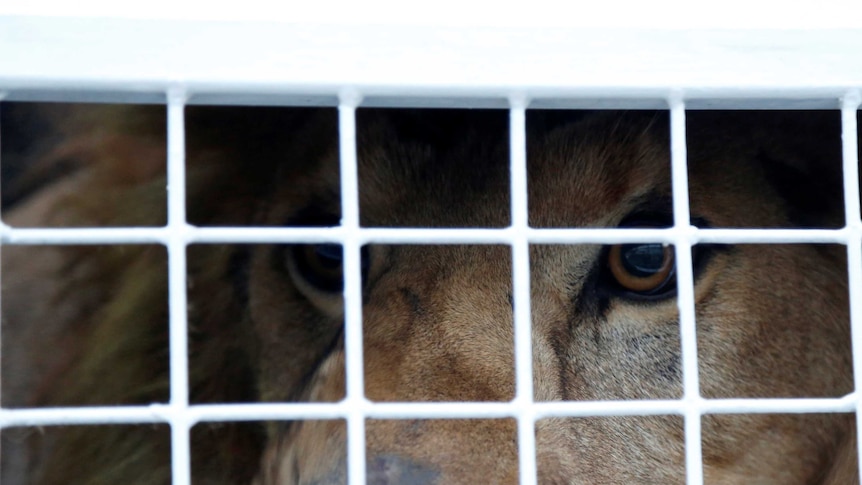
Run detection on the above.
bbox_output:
[0,19,861,485]
[0,91,858,485]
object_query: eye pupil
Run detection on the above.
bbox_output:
[607,242,675,297]
[620,243,667,277]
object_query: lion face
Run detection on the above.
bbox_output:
[1,107,854,485]
[240,110,853,484]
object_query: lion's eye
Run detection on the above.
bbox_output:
[291,244,369,293]
[607,243,675,296]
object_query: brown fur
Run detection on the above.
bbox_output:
[1,105,857,484]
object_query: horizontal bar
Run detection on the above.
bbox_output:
[694,227,851,244]
[0,404,178,426]
[2,395,856,427]
[701,395,859,414]
[0,226,853,246]
[1,226,169,245]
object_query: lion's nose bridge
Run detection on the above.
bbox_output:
[362,245,517,403]
[436,253,517,394]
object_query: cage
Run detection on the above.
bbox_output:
[1,7,862,485]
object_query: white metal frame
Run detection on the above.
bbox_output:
[1,16,862,485]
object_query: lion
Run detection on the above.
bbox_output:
[0,104,856,484]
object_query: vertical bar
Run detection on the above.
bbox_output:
[0,94,5,403]
[840,90,862,483]
[338,89,367,485]
[509,96,537,485]
[668,94,704,485]
[0,94,5,472]
[166,89,191,485]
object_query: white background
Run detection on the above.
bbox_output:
[2,0,862,28]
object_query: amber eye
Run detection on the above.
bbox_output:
[291,244,370,293]
[607,243,675,295]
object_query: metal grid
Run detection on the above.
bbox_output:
[1,17,862,485]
